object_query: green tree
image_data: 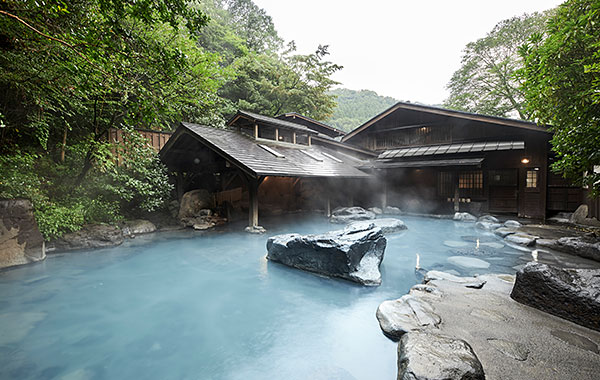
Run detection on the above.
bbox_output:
[519,0,600,197]
[326,88,398,132]
[444,12,550,119]
[220,44,342,120]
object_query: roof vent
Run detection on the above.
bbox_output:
[258,144,284,158]
[321,152,343,163]
[300,150,323,161]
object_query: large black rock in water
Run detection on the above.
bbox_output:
[266,224,387,286]
[511,262,600,331]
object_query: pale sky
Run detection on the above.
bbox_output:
[253,0,564,105]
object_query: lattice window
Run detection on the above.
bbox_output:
[526,169,539,188]
[458,171,483,196]
[437,172,454,196]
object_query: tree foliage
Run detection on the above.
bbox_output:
[444,12,550,119]
[326,88,398,132]
[519,0,600,197]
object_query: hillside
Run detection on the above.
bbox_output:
[326,88,399,132]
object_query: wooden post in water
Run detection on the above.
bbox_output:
[454,182,460,212]
[248,178,259,228]
[326,196,331,217]
[381,179,388,210]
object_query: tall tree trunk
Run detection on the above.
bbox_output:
[60,125,67,162]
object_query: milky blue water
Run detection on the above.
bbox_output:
[0,215,539,380]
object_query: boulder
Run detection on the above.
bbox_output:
[570,204,600,227]
[368,207,383,215]
[555,236,600,261]
[383,206,402,214]
[178,189,214,220]
[51,224,123,252]
[329,206,376,224]
[510,262,600,331]
[504,220,522,228]
[347,218,407,234]
[376,295,441,340]
[453,212,477,222]
[180,214,227,231]
[504,233,538,246]
[266,224,386,286]
[0,199,46,269]
[397,332,485,380]
[478,215,500,223]
[121,219,156,237]
[475,221,502,230]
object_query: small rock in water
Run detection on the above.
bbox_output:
[383,205,402,214]
[494,227,517,238]
[397,332,485,380]
[368,207,383,215]
[424,270,476,283]
[475,221,502,230]
[347,218,407,234]
[478,215,500,223]
[453,212,477,222]
[480,242,505,249]
[245,226,266,234]
[447,256,491,269]
[329,206,376,224]
[550,329,599,354]
[504,220,522,228]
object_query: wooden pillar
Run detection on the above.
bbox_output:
[275,128,279,142]
[308,135,312,146]
[454,181,460,212]
[293,132,296,144]
[254,124,258,139]
[381,178,388,210]
[248,178,259,228]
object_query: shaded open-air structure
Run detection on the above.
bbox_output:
[159,111,374,228]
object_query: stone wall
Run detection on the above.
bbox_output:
[0,199,45,269]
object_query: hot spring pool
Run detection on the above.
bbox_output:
[0,214,586,379]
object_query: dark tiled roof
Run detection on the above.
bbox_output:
[363,157,485,169]
[378,141,525,159]
[228,110,317,134]
[176,122,370,178]
[343,102,549,142]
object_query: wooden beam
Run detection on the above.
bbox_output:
[293,132,296,144]
[254,123,258,139]
[308,135,312,146]
[275,128,279,142]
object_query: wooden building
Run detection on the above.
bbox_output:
[159,111,372,228]
[342,102,580,219]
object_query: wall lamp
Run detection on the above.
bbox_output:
[521,158,530,164]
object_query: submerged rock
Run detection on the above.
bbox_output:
[494,227,517,238]
[487,338,529,361]
[0,199,46,269]
[453,212,477,222]
[376,295,441,340]
[50,224,124,252]
[397,332,485,380]
[245,226,266,234]
[266,224,386,286]
[329,206,376,224]
[447,256,490,269]
[347,218,407,234]
[510,262,600,331]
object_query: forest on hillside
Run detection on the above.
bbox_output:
[325,88,398,132]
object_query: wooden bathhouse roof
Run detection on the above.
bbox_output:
[276,112,346,138]
[160,122,371,179]
[342,102,550,142]
[227,110,317,135]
